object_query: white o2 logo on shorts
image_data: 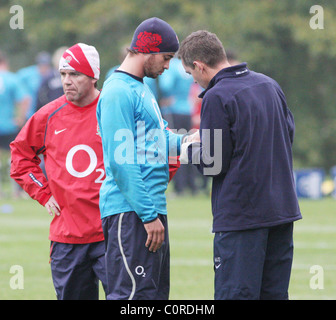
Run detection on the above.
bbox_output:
[66,144,104,183]
[135,265,146,277]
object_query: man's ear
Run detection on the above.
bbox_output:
[193,61,204,73]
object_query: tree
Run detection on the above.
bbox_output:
[1,0,335,169]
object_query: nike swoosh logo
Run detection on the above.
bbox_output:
[55,129,67,135]
[215,264,221,269]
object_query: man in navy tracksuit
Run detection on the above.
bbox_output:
[178,30,302,300]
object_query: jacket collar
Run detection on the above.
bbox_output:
[199,63,249,98]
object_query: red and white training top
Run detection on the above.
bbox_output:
[10,94,105,244]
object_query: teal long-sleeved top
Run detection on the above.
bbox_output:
[97,71,182,223]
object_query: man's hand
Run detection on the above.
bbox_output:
[143,218,165,252]
[180,130,201,164]
[183,130,200,144]
[44,195,61,216]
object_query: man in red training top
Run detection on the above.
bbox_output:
[10,43,108,300]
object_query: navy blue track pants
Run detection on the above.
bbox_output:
[102,212,170,300]
[50,241,108,300]
[214,222,294,300]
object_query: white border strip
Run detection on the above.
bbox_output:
[118,212,136,300]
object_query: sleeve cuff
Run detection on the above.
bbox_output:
[38,193,52,206]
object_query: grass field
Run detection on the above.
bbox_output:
[0,194,335,300]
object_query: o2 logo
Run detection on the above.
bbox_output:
[65,144,105,183]
[135,265,146,278]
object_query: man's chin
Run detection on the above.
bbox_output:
[65,93,76,101]
[145,74,158,79]
[144,70,162,79]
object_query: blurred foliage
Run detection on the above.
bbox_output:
[1,0,336,170]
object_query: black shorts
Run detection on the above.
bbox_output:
[102,212,170,300]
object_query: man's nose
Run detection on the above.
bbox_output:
[63,74,72,84]
[164,60,170,70]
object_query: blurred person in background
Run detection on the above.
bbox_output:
[226,49,240,66]
[10,43,108,300]
[17,51,52,120]
[158,56,197,196]
[0,50,30,198]
[36,46,67,110]
[105,44,129,81]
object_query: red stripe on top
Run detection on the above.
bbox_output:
[63,44,94,78]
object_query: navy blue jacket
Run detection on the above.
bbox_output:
[188,63,302,232]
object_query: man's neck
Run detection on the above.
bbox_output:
[118,53,145,78]
[208,61,231,80]
[203,61,231,88]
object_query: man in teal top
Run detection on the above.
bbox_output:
[97,17,195,300]
[0,52,28,138]
[17,51,52,120]
[0,50,29,197]
[98,71,181,223]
